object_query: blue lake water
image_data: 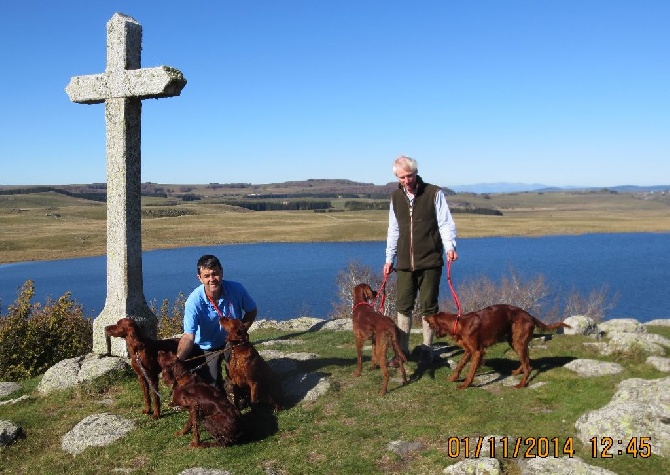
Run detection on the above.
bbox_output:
[1,233,668,322]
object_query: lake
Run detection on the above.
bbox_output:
[1,233,668,322]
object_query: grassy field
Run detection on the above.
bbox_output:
[1,325,669,474]
[1,189,669,264]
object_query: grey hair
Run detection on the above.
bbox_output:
[392,155,418,176]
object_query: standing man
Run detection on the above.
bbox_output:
[383,155,458,367]
[177,254,257,390]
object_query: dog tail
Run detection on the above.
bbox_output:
[533,317,571,332]
[390,326,408,363]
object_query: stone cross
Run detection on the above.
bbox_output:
[66,13,187,356]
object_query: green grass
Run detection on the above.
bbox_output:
[1,327,668,474]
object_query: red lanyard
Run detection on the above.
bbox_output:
[206,293,225,318]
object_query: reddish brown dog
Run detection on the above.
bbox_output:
[158,351,242,447]
[104,317,179,419]
[352,283,408,395]
[424,304,570,389]
[218,317,283,412]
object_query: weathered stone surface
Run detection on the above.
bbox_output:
[647,356,670,372]
[600,331,670,356]
[66,13,186,355]
[250,317,326,332]
[444,458,501,474]
[387,439,425,457]
[648,319,670,327]
[61,413,135,455]
[179,470,232,475]
[598,318,646,334]
[564,315,601,336]
[575,377,670,457]
[0,420,23,447]
[282,372,330,404]
[0,395,30,407]
[563,359,624,377]
[0,382,20,398]
[37,354,128,394]
[518,456,618,474]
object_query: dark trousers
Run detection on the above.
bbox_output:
[396,266,442,316]
[190,346,225,390]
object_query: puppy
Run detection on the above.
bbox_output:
[352,283,408,395]
[425,304,570,389]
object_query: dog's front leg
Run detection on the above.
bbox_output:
[134,369,153,416]
[459,350,482,389]
[190,408,202,448]
[449,352,470,382]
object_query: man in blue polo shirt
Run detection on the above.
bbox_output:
[176,254,258,390]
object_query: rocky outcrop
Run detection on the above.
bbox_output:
[61,413,135,455]
[37,354,129,395]
[575,376,670,457]
[563,359,624,377]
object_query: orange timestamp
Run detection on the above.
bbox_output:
[589,436,652,458]
[446,436,576,459]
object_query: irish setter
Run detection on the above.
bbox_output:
[218,317,283,412]
[352,283,408,395]
[424,304,570,389]
[158,351,242,447]
[104,317,179,419]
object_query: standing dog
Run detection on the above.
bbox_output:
[158,351,242,447]
[104,318,180,419]
[424,304,570,389]
[352,283,408,395]
[218,317,283,411]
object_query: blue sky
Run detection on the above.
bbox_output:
[1,1,668,188]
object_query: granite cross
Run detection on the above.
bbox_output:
[66,13,187,356]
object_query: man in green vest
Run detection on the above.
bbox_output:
[383,155,458,367]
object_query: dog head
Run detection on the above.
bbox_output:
[424,313,458,338]
[353,283,376,304]
[157,351,190,386]
[105,317,140,340]
[219,317,250,344]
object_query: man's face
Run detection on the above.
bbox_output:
[198,266,223,296]
[396,168,417,194]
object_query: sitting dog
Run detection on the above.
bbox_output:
[158,351,242,447]
[424,305,570,389]
[352,283,408,395]
[218,317,283,412]
[105,317,179,419]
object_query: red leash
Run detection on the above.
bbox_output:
[373,270,392,313]
[447,259,462,333]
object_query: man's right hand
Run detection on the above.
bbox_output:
[383,262,394,276]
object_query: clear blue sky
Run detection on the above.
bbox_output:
[1,1,668,188]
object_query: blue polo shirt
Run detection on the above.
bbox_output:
[183,280,257,350]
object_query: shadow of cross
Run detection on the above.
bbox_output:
[65,13,187,357]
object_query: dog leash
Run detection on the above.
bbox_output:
[447,259,462,333]
[135,353,163,400]
[373,267,395,313]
